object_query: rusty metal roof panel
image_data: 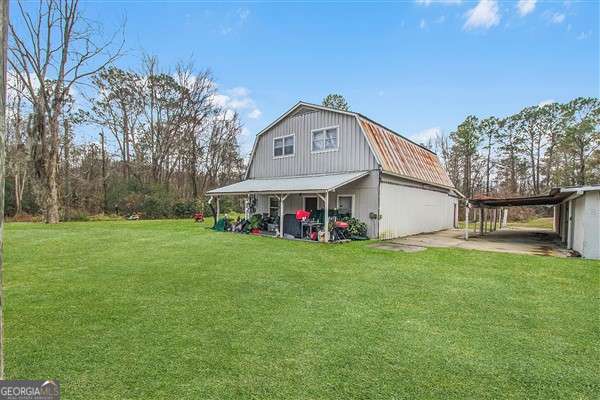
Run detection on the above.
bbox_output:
[358,118,454,189]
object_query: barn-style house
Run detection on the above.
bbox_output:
[208,102,462,240]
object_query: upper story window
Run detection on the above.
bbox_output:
[273,134,294,158]
[312,126,338,153]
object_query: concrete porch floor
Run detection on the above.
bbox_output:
[372,227,574,257]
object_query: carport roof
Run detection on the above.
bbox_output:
[470,189,573,207]
[207,171,370,195]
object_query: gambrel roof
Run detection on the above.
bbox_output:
[246,101,455,190]
[358,117,455,188]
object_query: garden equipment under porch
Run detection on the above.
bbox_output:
[206,171,371,242]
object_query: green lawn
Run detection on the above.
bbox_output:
[509,217,554,230]
[5,220,599,399]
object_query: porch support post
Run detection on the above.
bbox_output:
[324,191,330,242]
[464,202,469,240]
[502,208,508,228]
[279,194,288,238]
[493,208,497,231]
[216,196,220,221]
[245,194,250,220]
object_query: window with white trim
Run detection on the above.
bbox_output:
[337,195,353,217]
[269,197,280,217]
[312,127,338,152]
[274,134,294,157]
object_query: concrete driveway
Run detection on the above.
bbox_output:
[372,228,573,257]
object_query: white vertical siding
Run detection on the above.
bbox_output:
[572,196,585,255]
[582,191,600,259]
[331,171,380,237]
[248,109,378,178]
[378,175,457,240]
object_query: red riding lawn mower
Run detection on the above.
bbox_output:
[193,212,205,223]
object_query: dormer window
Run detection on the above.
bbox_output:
[312,126,338,153]
[273,134,294,158]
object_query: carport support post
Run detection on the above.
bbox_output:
[479,208,484,235]
[464,203,469,240]
[567,200,573,249]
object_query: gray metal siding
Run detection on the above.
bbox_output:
[248,109,378,178]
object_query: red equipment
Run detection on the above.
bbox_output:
[194,212,205,222]
[335,220,349,229]
[295,210,311,221]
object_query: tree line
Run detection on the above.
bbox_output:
[6,0,244,222]
[6,1,599,224]
[429,98,599,202]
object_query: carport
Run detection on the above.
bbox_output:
[465,186,600,258]
[375,189,580,258]
[466,190,571,238]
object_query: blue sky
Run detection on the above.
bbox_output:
[84,1,598,153]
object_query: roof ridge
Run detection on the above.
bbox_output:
[297,101,437,155]
[356,114,437,155]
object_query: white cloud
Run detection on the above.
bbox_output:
[219,8,250,36]
[237,8,250,22]
[247,108,262,119]
[463,0,500,30]
[517,0,536,17]
[241,127,252,138]
[577,31,591,40]
[228,86,250,97]
[416,0,461,6]
[219,26,232,35]
[434,15,446,24]
[411,127,441,144]
[547,12,565,24]
[211,86,262,121]
[223,109,236,121]
[419,19,427,29]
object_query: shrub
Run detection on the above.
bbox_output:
[117,193,145,216]
[88,214,122,222]
[64,210,90,222]
[173,201,197,218]
[341,217,368,238]
[141,194,173,219]
[12,214,33,222]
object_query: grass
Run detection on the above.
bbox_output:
[509,217,554,230]
[5,220,599,399]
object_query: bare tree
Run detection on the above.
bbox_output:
[0,0,8,380]
[6,72,28,215]
[9,0,121,222]
[174,63,215,199]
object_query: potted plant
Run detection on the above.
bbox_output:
[249,214,263,235]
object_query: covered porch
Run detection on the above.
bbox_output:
[206,171,374,241]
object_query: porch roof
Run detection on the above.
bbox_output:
[207,171,370,195]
